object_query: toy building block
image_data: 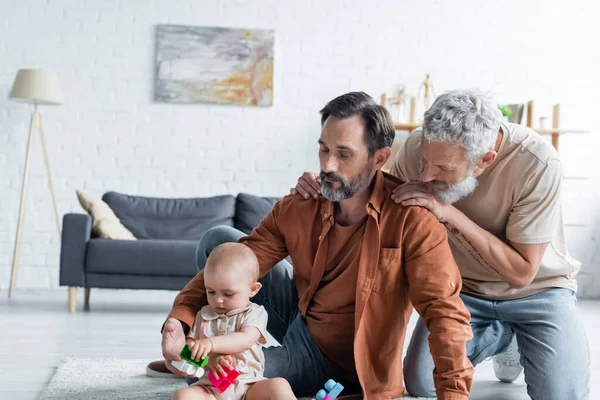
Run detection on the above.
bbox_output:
[316,379,344,400]
[208,366,240,393]
[180,344,210,368]
[171,344,209,378]
[171,360,204,377]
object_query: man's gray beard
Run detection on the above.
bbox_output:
[433,173,479,204]
[417,155,479,204]
[320,168,374,202]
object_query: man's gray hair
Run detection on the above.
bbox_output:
[422,90,502,163]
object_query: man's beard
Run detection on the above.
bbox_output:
[320,163,375,202]
[434,174,479,204]
[418,159,479,204]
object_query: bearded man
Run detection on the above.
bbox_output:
[150,91,474,400]
[292,90,590,400]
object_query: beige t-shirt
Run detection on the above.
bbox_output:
[390,122,580,300]
[189,302,268,384]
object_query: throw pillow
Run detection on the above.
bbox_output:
[76,190,136,240]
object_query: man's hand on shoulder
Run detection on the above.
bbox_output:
[391,181,450,221]
[290,172,321,199]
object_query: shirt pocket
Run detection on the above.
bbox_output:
[373,247,403,294]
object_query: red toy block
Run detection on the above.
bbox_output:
[207,367,240,393]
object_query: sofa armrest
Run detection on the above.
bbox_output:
[59,213,92,287]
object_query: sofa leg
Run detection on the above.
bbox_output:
[68,286,77,313]
[84,288,90,310]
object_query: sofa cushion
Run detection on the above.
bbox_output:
[234,193,280,234]
[76,190,136,240]
[85,238,198,277]
[102,192,236,240]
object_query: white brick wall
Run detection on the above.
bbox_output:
[1,0,599,297]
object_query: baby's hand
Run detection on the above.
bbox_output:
[189,338,213,361]
[209,355,234,378]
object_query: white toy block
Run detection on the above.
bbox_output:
[171,360,204,378]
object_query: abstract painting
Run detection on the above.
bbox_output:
[155,24,274,106]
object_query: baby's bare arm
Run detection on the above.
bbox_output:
[208,326,262,354]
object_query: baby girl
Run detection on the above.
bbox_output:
[171,242,295,400]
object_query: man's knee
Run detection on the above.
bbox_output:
[522,345,590,400]
[198,225,242,249]
[195,226,243,270]
[403,358,436,398]
[525,374,589,400]
[404,320,436,397]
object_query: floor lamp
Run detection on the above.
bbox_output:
[8,69,64,297]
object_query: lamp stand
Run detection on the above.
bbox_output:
[8,104,61,298]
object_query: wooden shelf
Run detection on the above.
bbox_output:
[393,123,589,136]
[393,122,422,131]
[386,101,588,165]
[532,128,589,134]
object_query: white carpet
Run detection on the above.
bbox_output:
[40,358,428,399]
[40,359,188,400]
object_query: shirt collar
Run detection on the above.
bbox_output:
[200,304,252,320]
[319,169,385,219]
[368,169,385,214]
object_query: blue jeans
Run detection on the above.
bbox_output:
[403,288,590,399]
[187,226,361,397]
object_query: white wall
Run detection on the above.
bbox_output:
[1,0,599,296]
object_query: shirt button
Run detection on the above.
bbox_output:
[324,213,328,217]
[450,282,455,288]
[318,235,322,240]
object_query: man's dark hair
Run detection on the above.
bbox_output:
[319,92,395,156]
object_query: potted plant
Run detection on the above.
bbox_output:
[498,105,512,122]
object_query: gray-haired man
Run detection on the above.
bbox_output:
[293,90,590,400]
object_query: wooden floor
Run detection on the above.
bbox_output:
[1,288,598,400]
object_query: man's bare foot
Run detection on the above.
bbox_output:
[146,360,179,378]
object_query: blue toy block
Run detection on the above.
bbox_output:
[316,379,344,400]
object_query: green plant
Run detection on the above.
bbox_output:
[498,105,512,118]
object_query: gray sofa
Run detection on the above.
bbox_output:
[59,191,280,312]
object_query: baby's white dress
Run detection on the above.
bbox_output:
[189,302,268,400]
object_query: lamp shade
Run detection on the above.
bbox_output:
[9,69,64,105]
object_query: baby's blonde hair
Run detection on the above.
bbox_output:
[205,242,259,283]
